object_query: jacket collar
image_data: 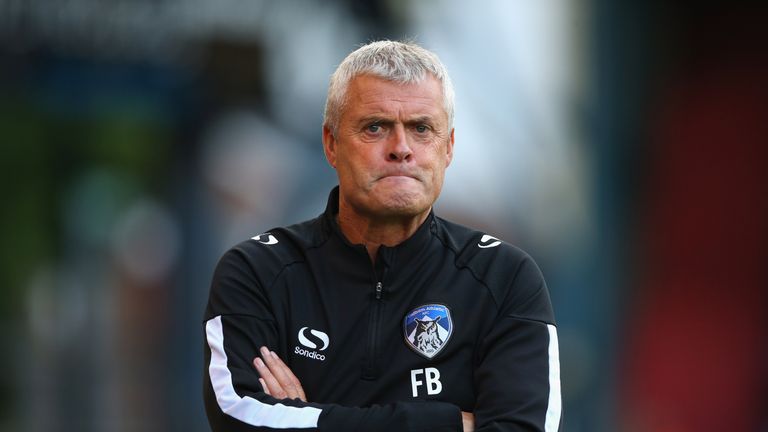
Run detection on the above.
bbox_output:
[321,186,437,271]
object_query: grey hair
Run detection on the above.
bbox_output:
[323,40,455,136]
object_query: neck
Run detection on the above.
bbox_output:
[336,203,430,263]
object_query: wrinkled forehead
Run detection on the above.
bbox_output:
[347,72,442,97]
[343,75,447,119]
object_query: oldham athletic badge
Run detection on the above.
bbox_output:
[404,304,453,359]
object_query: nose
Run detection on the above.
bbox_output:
[387,124,412,162]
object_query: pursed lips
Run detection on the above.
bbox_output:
[376,172,421,182]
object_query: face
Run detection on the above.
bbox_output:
[323,74,454,222]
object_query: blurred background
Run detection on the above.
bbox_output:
[1,1,766,431]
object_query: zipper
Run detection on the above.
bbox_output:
[363,281,384,379]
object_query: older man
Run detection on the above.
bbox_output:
[203,40,561,431]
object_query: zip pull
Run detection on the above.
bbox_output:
[375,282,383,300]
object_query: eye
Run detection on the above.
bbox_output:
[366,123,382,133]
[415,124,429,133]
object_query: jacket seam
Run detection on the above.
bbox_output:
[209,313,276,322]
[505,314,555,326]
[432,225,520,313]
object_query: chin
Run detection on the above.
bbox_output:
[373,191,431,217]
[345,182,436,219]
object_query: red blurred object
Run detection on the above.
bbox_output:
[621,7,768,432]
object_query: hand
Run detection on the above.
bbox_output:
[461,411,474,432]
[253,346,307,401]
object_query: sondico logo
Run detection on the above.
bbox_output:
[295,327,329,361]
[478,234,501,249]
[252,233,278,245]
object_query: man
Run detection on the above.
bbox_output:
[203,40,561,431]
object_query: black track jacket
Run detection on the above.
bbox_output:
[203,188,562,431]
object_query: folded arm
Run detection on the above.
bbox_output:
[203,314,463,431]
[251,345,474,431]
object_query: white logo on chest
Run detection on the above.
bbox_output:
[298,327,329,350]
[294,327,329,361]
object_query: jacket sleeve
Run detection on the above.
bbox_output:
[203,246,463,432]
[472,253,562,431]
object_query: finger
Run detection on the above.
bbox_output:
[259,378,271,396]
[260,347,304,400]
[256,348,297,400]
[253,356,288,399]
[461,411,475,432]
[270,350,306,401]
[260,348,295,397]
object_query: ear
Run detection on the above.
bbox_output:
[445,128,455,167]
[434,316,441,323]
[323,125,338,169]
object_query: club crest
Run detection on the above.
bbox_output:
[403,304,453,359]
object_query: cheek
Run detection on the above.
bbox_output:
[337,152,374,182]
[426,150,449,179]
[427,161,448,196]
[431,170,446,191]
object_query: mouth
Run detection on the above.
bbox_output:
[378,172,420,181]
[377,174,420,184]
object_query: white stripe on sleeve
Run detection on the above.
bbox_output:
[206,316,322,429]
[544,324,562,431]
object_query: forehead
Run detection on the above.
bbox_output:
[343,75,446,120]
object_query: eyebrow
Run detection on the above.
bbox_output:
[357,115,390,126]
[403,116,435,126]
[356,115,436,127]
